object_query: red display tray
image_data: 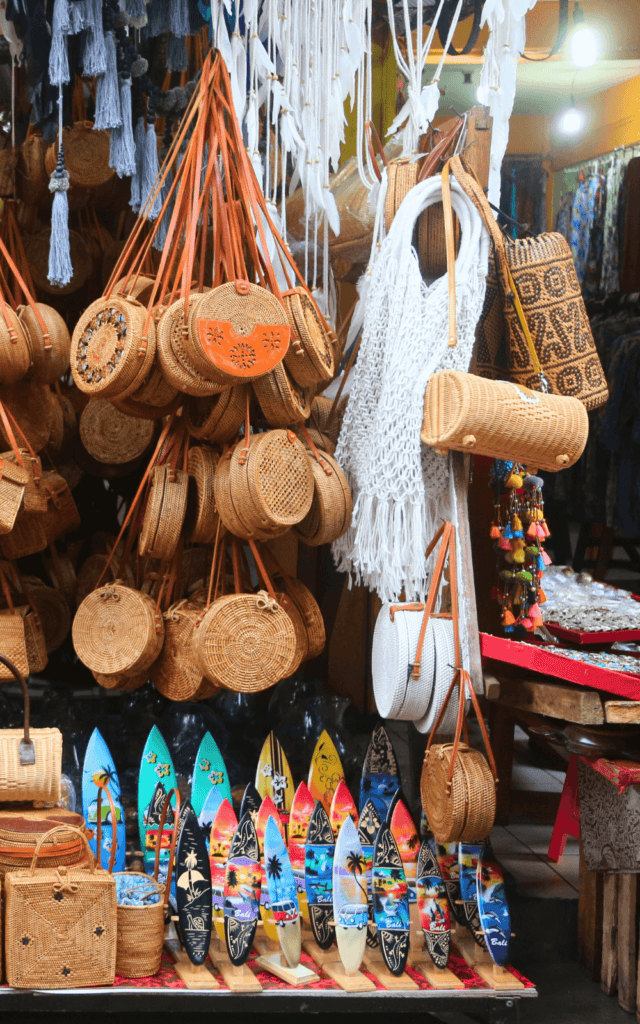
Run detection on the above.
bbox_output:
[480,632,640,700]
[545,622,640,646]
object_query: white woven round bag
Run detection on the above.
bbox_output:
[414,618,468,736]
[372,603,434,720]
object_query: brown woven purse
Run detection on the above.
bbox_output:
[0,654,62,803]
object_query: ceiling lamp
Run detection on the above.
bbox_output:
[560,105,584,135]
[569,3,601,67]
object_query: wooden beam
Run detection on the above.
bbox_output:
[493,678,604,726]
[605,701,640,725]
[601,874,619,996]
[483,674,501,700]
[578,843,604,982]
[618,875,637,1013]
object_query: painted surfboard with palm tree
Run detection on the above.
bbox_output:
[209,798,237,943]
[305,801,335,950]
[264,814,301,968]
[175,804,213,965]
[289,781,314,896]
[459,842,488,950]
[372,822,410,976]
[82,728,125,872]
[191,731,231,819]
[388,793,419,902]
[416,838,451,969]
[333,816,368,973]
[477,844,511,967]
[360,725,401,821]
[224,812,261,966]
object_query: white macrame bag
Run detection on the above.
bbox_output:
[333,173,490,603]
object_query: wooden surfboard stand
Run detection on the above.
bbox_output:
[452,921,524,991]
[254,933,320,987]
[362,946,419,991]
[408,905,464,989]
[208,936,263,992]
[164,935,220,990]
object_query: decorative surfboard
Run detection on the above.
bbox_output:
[82,728,126,872]
[360,725,401,820]
[175,804,213,965]
[333,816,368,974]
[264,815,301,968]
[240,781,262,823]
[289,781,315,895]
[198,785,223,851]
[435,839,466,927]
[138,726,178,863]
[255,732,294,834]
[191,731,232,818]
[372,822,410,976]
[308,730,345,813]
[416,838,451,969]
[210,798,237,942]
[144,780,178,906]
[305,801,335,950]
[256,796,285,910]
[477,845,511,966]
[224,812,261,966]
[389,795,419,902]
[459,842,488,950]
[357,798,381,949]
[329,778,358,839]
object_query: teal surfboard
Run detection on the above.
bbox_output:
[191,732,232,818]
[82,728,126,872]
[138,726,178,874]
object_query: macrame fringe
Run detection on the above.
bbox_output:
[94,32,122,130]
[122,0,148,28]
[109,77,137,177]
[49,0,70,87]
[146,0,171,37]
[170,0,190,38]
[67,0,87,35]
[129,116,146,212]
[81,0,107,75]
[166,34,188,72]
[140,121,162,219]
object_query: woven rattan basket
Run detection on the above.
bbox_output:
[75,553,134,610]
[73,584,164,678]
[0,655,62,802]
[151,600,220,702]
[18,303,71,385]
[41,470,81,542]
[282,288,336,388]
[17,135,49,208]
[309,395,347,447]
[253,362,313,427]
[226,435,290,541]
[71,296,156,400]
[0,509,48,560]
[19,577,71,654]
[193,590,297,692]
[184,446,221,544]
[421,742,496,843]
[0,806,86,877]
[0,453,28,534]
[0,606,48,674]
[245,430,314,529]
[138,465,188,562]
[214,448,273,540]
[24,228,93,296]
[421,370,589,472]
[184,385,247,442]
[0,307,31,387]
[278,576,325,659]
[187,282,290,383]
[93,669,148,691]
[79,398,154,465]
[0,380,54,453]
[128,360,178,411]
[294,447,352,547]
[7,450,47,515]
[157,297,229,397]
[44,122,114,194]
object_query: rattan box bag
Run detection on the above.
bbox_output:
[0,655,62,803]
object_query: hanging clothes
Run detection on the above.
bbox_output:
[582,177,606,302]
[621,157,640,293]
[570,175,602,286]
[601,157,626,296]
[555,191,575,244]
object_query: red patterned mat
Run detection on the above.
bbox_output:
[580,756,640,794]
[108,947,535,992]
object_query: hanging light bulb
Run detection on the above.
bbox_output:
[560,106,584,135]
[569,3,600,67]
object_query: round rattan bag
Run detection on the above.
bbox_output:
[138,465,188,562]
[157,296,229,397]
[184,446,222,544]
[184,385,247,443]
[193,590,297,692]
[151,599,221,702]
[294,447,352,547]
[73,583,164,678]
[0,307,31,387]
[252,362,313,428]
[244,430,314,531]
[18,303,70,385]
[71,296,156,400]
[282,287,336,388]
[79,398,155,465]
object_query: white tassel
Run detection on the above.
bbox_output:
[48,87,73,288]
[81,0,107,75]
[67,0,87,35]
[140,121,162,220]
[152,172,172,251]
[109,77,137,177]
[129,116,146,212]
[93,32,122,130]
[49,0,70,87]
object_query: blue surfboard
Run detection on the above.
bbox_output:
[82,728,126,871]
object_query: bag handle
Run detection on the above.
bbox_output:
[0,653,36,767]
[153,786,181,908]
[442,160,457,348]
[28,824,96,875]
[95,780,118,875]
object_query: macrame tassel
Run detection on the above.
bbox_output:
[166,34,188,72]
[109,76,137,177]
[152,171,173,251]
[93,32,122,129]
[81,0,107,75]
[140,120,161,219]
[67,1,87,35]
[122,0,148,28]
[129,116,146,212]
[170,0,190,37]
[146,0,171,37]
[49,0,70,87]
[48,89,73,289]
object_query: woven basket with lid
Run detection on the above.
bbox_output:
[73,583,165,678]
[18,303,71,385]
[0,806,86,877]
[184,385,247,442]
[282,287,336,388]
[0,606,48,674]
[79,398,155,465]
[71,296,156,400]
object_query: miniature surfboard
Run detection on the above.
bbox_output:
[308,730,345,813]
[416,838,451,969]
[360,725,401,820]
[138,725,178,864]
[305,801,336,950]
[289,781,315,896]
[358,797,381,949]
[191,731,232,818]
[264,815,301,968]
[435,839,466,927]
[224,812,262,966]
[372,822,410,976]
[477,845,511,967]
[459,842,488,950]
[82,728,126,872]
[333,816,368,974]
[239,781,262,823]
[198,785,223,851]
[389,795,419,902]
[256,796,285,909]
[256,732,294,834]
[330,778,358,839]
[175,804,213,965]
[210,798,237,941]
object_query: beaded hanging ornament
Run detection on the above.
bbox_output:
[489,459,551,635]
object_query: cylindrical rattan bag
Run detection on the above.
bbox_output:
[0,655,62,803]
[282,287,335,388]
[293,435,352,547]
[152,599,220,702]
[138,464,189,562]
[73,584,165,678]
[0,805,87,877]
[18,576,71,654]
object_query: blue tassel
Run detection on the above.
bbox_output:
[109,77,137,178]
[81,0,106,75]
[141,121,162,220]
[49,0,70,88]
[129,116,146,212]
[93,32,122,130]
[48,89,73,290]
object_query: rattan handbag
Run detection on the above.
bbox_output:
[184,446,222,544]
[0,655,62,803]
[282,287,336,388]
[71,295,156,401]
[138,464,189,562]
[252,362,313,427]
[19,303,70,386]
[450,154,608,411]
[151,597,221,702]
[157,295,230,397]
[73,583,165,678]
[184,386,248,443]
[293,428,352,547]
[421,370,589,472]
[4,823,117,989]
[0,805,86,877]
[79,398,155,465]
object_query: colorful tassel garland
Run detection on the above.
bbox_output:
[502,610,515,626]
[528,604,541,620]
[490,524,501,540]
[512,549,525,564]
[109,77,137,178]
[94,32,122,129]
[520,617,533,630]
[498,537,512,550]
[542,550,552,566]
[538,588,547,603]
